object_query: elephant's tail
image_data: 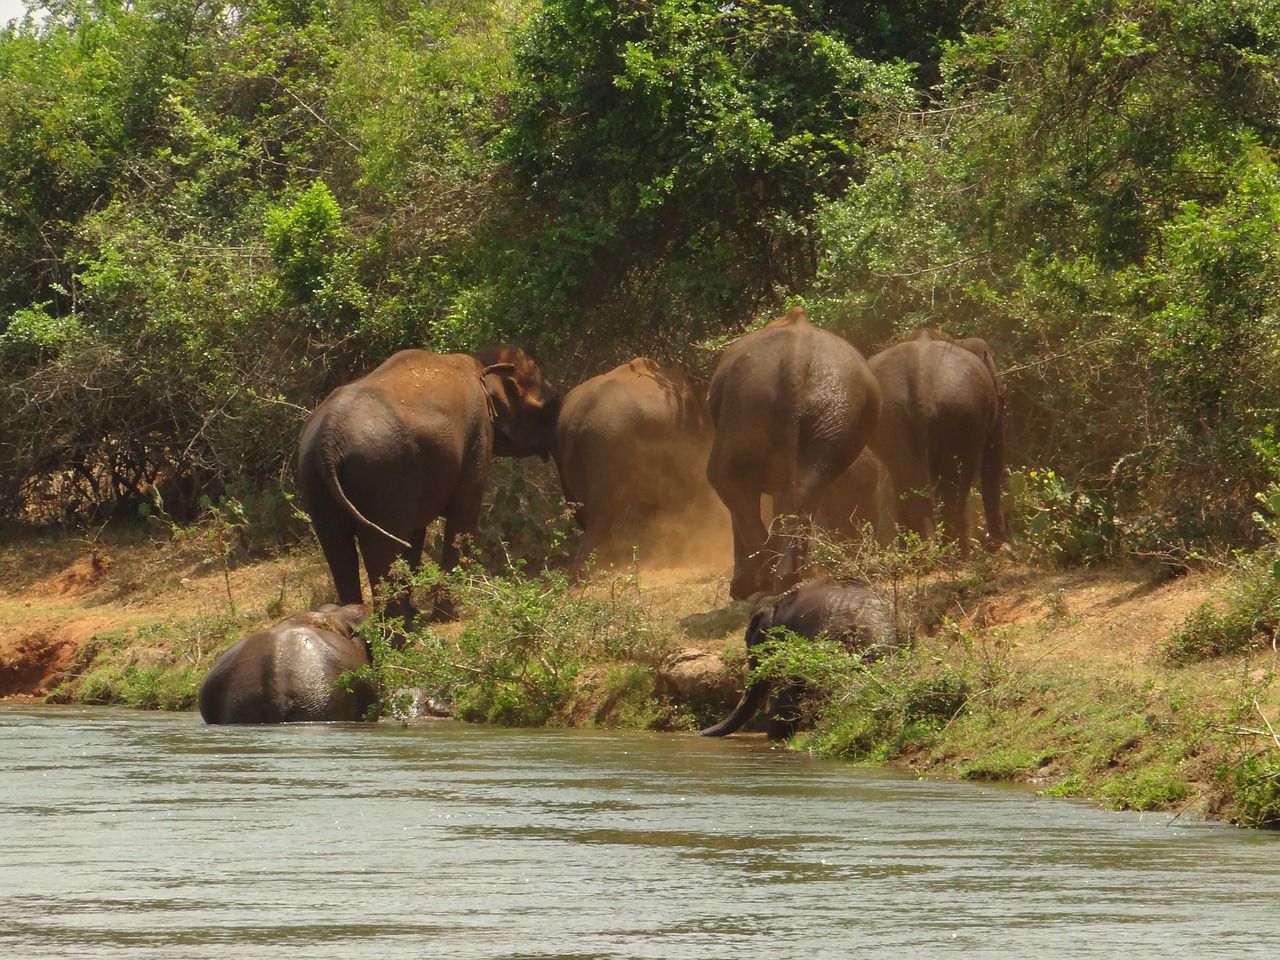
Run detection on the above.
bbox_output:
[320,444,412,550]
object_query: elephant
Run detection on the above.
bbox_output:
[296,345,560,624]
[554,357,721,570]
[699,579,898,739]
[707,307,881,600]
[815,447,892,543]
[867,328,1007,554]
[198,604,377,724]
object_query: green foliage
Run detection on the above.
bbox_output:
[1015,468,1122,567]
[3,0,1280,562]
[799,645,976,762]
[814,0,1280,548]
[1229,751,1280,828]
[464,459,577,573]
[490,0,918,348]
[1162,552,1280,663]
[1162,469,1280,663]
[365,562,671,727]
[266,181,342,303]
[0,302,86,365]
[51,609,242,710]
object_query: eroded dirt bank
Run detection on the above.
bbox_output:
[2,529,1274,822]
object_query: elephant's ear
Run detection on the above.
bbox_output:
[481,362,519,422]
[742,608,775,653]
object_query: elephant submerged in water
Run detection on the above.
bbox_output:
[297,345,560,624]
[198,604,376,724]
[707,307,881,600]
[700,579,898,740]
[554,357,722,570]
[867,328,1007,554]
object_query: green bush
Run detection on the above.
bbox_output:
[1014,469,1124,567]
[363,562,670,726]
[1230,752,1280,827]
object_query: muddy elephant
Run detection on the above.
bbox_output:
[700,579,898,739]
[815,448,892,543]
[867,328,1007,554]
[554,357,721,570]
[297,345,560,623]
[707,307,881,600]
[198,604,377,724]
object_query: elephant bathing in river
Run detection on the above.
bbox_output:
[707,307,881,600]
[297,345,560,624]
[700,579,898,739]
[554,357,720,570]
[198,604,376,724]
[868,328,1007,554]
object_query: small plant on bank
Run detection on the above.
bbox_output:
[1220,696,1280,827]
[797,643,977,763]
[1161,477,1280,664]
[49,612,242,710]
[1013,468,1124,567]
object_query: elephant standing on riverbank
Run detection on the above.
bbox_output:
[554,358,722,570]
[296,346,560,623]
[700,579,898,739]
[707,307,881,600]
[868,329,1006,554]
[198,604,376,724]
[816,448,892,543]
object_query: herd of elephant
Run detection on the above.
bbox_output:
[198,307,1007,732]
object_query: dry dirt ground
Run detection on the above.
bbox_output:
[0,526,1238,703]
[0,531,335,699]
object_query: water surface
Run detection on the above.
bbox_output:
[2,705,1278,958]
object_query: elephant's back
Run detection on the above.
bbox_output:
[714,321,872,406]
[561,359,707,446]
[198,627,373,724]
[774,582,898,654]
[871,338,996,428]
[359,350,487,422]
[198,632,277,724]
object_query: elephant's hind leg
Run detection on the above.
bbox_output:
[933,449,977,556]
[311,514,364,607]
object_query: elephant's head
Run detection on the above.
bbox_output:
[474,345,561,461]
[313,603,369,637]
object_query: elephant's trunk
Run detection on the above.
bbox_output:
[698,607,773,737]
[698,679,769,737]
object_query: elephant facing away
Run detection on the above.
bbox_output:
[815,448,892,544]
[297,346,560,623]
[868,329,1007,554]
[699,579,898,739]
[707,307,881,600]
[198,604,376,724]
[554,358,723,571]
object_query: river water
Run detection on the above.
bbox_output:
[2,704,1278,959]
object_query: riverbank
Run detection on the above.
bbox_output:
[2,525,1277,824]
